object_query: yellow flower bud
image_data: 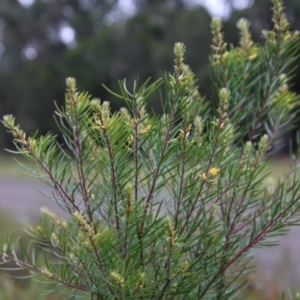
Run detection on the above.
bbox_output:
[209,167,220,177]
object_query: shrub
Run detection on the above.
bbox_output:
[1,0,300,299]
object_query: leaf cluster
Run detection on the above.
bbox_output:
[1,0,300,299]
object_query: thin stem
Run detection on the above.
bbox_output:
[174,125,189,228]
[179,112,225,237]
[134,94,139,202]
[97,114,120,233]
[73,110,94,225]
[12,127,79,215]
[249,15,283,142]
[0,254,88,292]
[135,69,182,271]
[152,248,173,300]
[199,188,300,299]
[142,56,182,225]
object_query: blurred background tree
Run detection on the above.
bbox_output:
[0,0,299,151]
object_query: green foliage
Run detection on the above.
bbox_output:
[0,209,65,300]
[1,0,300,299]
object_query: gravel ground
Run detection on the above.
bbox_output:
[1,177,300,293]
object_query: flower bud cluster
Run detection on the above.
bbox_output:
[110,270,124,289]
[174,42,185,75]
[92,100,112,131]
[41,207,67,228]
[165,216,177,251]
[194,116,203,142]
[41,266,57,280]
[73,211,94,238]
[211,18,227,66]
[254,134,269,167]
[272,0,289,34]
[213,88,230,129]
[240,141,252,170]
[200,167,220,183]
[237,18,258,60]
[124,183,133,217]
[3,115,26,141]
[262,0,296,46]
[273,73,296,110]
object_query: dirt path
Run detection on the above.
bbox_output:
[1,177,300,294]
